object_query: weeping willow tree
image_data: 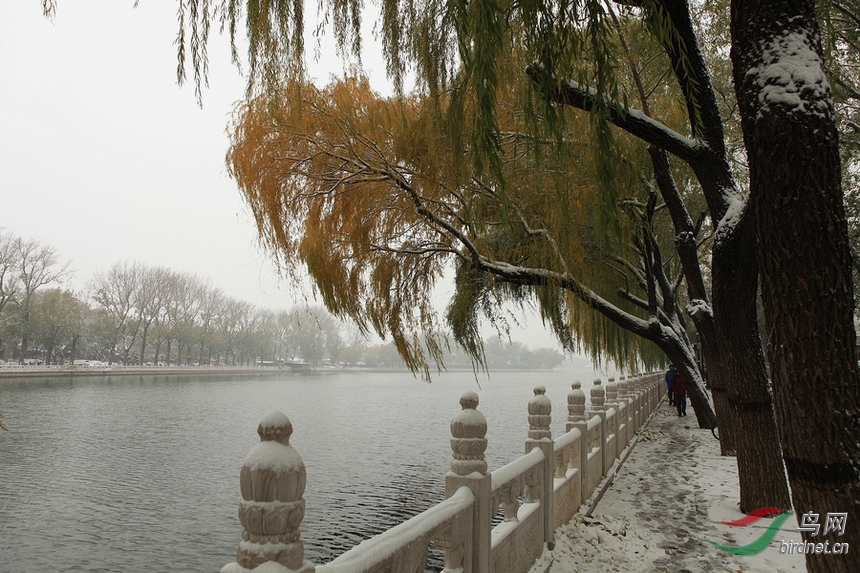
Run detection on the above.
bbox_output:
[165,0,786,512]
[228,72,715,412]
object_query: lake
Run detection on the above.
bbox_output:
[0,368,600,573]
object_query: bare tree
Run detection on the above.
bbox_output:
[0,230,22,360]
[134,266,170,364]
[15,237,70,363]
[89,261,143,365]
[0,230,20,319]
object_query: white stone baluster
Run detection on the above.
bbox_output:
[590,378,606,420]
[525,386,554,546]
[589,379,610,478]
[446,391,491,573]
[566,380,589,509]
[617,378,634,445]
[566,380,587,432]
[222,411,314,573]
[604,377,618,465]
[605,377,618,407]
[527,385,552,441]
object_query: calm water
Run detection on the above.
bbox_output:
[0,368,597,573]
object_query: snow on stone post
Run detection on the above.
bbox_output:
[566,381,587,431]
[589,379,609,478]
[641,375,650,422]
[221,411,314,573]
[649,373,658,410]
[604,377,619,466]
[643,374,652,411]
[629,375,642,431]
[525,386,554,546]
[446,391,491,573]
[617,377,634,445]
[617,377,628,402]
[527,385,552,442]
[589,379,606,420]
[605,377,618,412]
[566,381,588,507]
[611,377,627,452]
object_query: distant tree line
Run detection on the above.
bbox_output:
[0,230,563,369]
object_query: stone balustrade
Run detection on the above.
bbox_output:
[222,373,665,573]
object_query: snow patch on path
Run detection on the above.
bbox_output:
[529,404,808,573]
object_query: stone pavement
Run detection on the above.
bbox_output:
[529,399,808,573]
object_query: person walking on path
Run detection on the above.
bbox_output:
[672,370,687,416]
[664,364,676,406]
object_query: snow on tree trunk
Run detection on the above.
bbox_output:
[732,1,860,570]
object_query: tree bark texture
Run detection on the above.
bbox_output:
[710,214,792,511]
[651,1,793,511]
[732,1,860,569]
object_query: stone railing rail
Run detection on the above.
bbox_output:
[221,373,663,573]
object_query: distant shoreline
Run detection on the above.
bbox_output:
[0,365,291,381]
[0,364,560,382]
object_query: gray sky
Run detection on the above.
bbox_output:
[0,1,569,352]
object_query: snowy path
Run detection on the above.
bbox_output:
[528,401,808,573]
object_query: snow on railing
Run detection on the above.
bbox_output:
[221,374,664,573]
[316,487,476,573]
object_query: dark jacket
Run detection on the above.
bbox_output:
[672,373,687,396]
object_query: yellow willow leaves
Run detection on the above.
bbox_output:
[228,74,654,370]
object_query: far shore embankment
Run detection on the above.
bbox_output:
[0,364,560,382]
[0,365,310,381]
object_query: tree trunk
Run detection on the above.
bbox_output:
[648,131,790,509]
[709,214,791,511]
[19,335,28,364]
[19,309,30,364]
[69,334,79,365]
[732,1,860,569]
[653,0,791,511]
[140,327,149,365]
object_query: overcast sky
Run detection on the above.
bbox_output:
[0,1,574,353]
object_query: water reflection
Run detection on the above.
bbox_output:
[0,369,593,572]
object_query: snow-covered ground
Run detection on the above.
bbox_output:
[528,403,810,573]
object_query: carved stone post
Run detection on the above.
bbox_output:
[637,374,647,425]
[446,391,491,573]
[527,385,552,441]
[654,373,660,409]
[566,381,587,432]
[604,377,618,465]
[525,386,554,546]
[612,377,627,451]
[589,379,606,421]
[221,411,314,573]
[617,377,628,402]
[566,381,588,508]
[629,375,642,431]
[605,377,618,412]
[617,377,634,445]
[589,379,609,478]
